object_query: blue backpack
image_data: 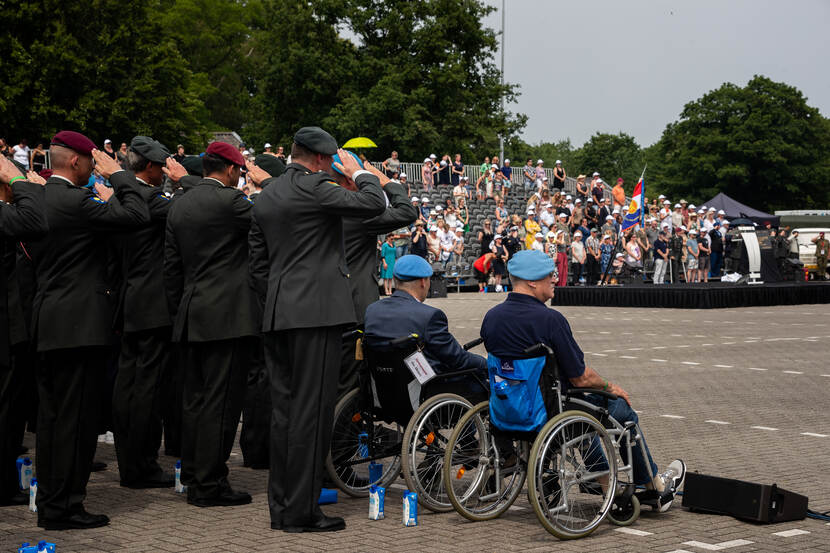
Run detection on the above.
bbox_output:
[487,353,548,433]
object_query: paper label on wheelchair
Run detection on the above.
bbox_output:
[403,350,436,384]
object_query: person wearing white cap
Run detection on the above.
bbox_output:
[539,202,555,231]
[702,208,717,233]
[524,209,542,250]
[531,231,546,252]
[552,159,566,191]
[421,157,434,192]
[685,228,700,282]
[671,203,683,228]
[659,199,673,232]
[570,229,586,284]
[490,234,508,291]
[535,159,545,189]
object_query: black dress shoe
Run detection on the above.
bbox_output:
[284,514,346,533]
[38,509,110,530]
[121,473,175,489]
[187,490,252,507]
[90,461,108,472]
[0,492,30,506]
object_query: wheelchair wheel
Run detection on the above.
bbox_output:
[326,388,402,497]
[442,401,528,521]
[402,393,473,513]
[607,494,640,526]
[528,410,617,539]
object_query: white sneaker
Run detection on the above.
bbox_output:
[495,284,503,292]
[657,459,686,512]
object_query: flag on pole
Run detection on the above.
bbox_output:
[621,168,646,232]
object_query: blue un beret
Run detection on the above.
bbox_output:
[331,150,363,176]
[393,255,433,281]
[508,250,556,281]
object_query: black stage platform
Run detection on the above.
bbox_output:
[551,281,830,309]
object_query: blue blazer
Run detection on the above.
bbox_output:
[364,290,486,375]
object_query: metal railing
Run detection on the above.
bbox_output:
[370,160,612,198]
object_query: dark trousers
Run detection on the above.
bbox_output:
[113,328,169,484]
[161,344,184,456]
[240,338,270,469]
[710,251,723,278]
[36,346,107,519]
[670,256,682,283]
[266,326,342,527]
[0,347,27,500]
[585,256,600,285]
[338,332,363,399]
[180,337,253,499]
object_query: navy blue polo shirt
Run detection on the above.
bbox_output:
[481,293,586,388]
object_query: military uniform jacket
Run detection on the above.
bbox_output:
[164,178,258,342]
[28,174,150,352]
[1,180,48,364]
[343,180,418,325]
[364,290,486,375]
[116,172,183,333]
[249,163,386,332]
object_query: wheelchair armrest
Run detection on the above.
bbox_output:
[430,367,489,393]
[566,388,620,402]
[389,333,421,347]
[342,328,364,340]
[462,337,483,350]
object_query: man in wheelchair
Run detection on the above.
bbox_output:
[481,250,686,512]
[364,255,488,399]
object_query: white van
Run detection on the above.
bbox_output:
[789,227,830,275]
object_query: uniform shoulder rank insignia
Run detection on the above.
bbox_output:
[245,196,253,203]
[89,195,106,204]
[157,194,171,201]
[326,180,340,187]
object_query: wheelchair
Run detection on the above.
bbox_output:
[443,343,645,539]
[326,332,487,512]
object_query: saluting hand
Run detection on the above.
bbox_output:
[91,149,122,179]
[0,156,24,184]
[163,158,188,183]
[26,170,46,185]
[245,160,271,186]
[94,181,114,202]
[333,148,362,180]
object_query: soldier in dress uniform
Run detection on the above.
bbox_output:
[247,127,385,533]
[111,136,196,489]
[164,141,258,507]
[0,158,48,506]
[28,131,150,529]
[333,151,418,397]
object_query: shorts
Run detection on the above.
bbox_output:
[686,257,698,270]
[698,256,710,271]
[474,267,489,283]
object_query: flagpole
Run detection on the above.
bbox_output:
[639,165,647,228]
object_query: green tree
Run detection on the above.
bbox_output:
[574,132,645,191]
[652,75,830,211]
[0,0,207,149]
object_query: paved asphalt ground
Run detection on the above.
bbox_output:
[2,295,829,552]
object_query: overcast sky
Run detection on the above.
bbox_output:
[483,0,830,148]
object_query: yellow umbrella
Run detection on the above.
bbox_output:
[342,137,377,149]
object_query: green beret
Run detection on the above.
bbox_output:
[180,155,203,176]
[293,126,338,156]
[254,154,286,180]
[130,136,170,164]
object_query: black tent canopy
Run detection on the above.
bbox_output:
[702,192,780,227]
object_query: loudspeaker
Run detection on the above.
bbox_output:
[428,276,448,298]
[682,472,807,523]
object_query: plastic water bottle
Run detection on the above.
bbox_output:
[357,432,369,458]
[18,543,31,553]
[494,380,509,400]
[402,490,418,526]
[318,488,337,505]
[368,485,385,520]
[174,460,186,493]
[17,457,33,490]
[29,478,37,512]
[37,541,56,553]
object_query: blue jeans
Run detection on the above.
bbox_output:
[396,245,408,258]
[578,395,658,486]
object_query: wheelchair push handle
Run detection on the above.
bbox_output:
[342,328,364,340]
[523,343,553,357]
[462,337,484,351]
[389,333,421,347]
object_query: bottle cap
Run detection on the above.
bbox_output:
[176,460,181,468]
[23,458,32,465]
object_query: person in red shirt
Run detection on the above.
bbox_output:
[473,252,495,292]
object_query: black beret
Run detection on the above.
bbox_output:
[254,154,286,180]
[180,155,203,176]
[130,136,170,164]
[293,126,338,156]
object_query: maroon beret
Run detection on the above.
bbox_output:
[38,169,54,179]
[51,130,97,156]
[206,141,246,167]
